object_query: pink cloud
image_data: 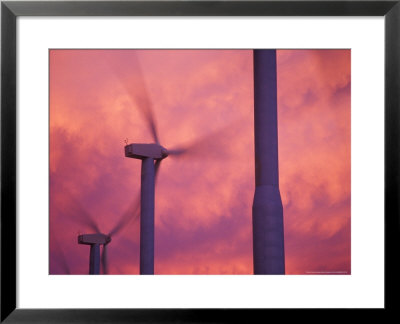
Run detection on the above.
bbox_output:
[50,49,350,275]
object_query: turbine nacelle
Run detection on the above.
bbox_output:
[125,143,168,160]
[78,233,111,245]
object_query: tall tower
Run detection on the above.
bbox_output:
[125,143,168,275]
[252,49,285,274]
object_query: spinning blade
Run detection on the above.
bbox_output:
[108,51,160,144]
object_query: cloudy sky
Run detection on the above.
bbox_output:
[49,49,350,275]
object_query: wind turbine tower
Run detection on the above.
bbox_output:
[125,144,168,274]
[252,49,285,274]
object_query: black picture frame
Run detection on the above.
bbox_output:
[1,0,399,322]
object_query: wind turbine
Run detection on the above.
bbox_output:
[114,51,235,275]
[252,49,285,274]
[66,190,141,274]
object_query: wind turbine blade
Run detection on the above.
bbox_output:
[108,194,140,237]
[102,244,108,275]
[64,191,101,234]
[166,148,187,156]
[154,159,162,183]
[108,51,160,144]
[168,119,244,159]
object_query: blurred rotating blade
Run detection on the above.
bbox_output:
[63,190,101,234]
[166,148,187,156]
[107,51,160,144]
[108,194,140,237]
[154,159,162,184]
[167,119,243,159]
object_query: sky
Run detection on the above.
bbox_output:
[49,49,351,275]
